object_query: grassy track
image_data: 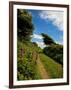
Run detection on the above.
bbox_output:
[39,53,63,78]
[37,54,50,79]
[17,41,63,80]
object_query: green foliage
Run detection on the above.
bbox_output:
[41,33,55,45]
[32,42,38,47]
[39,53,63,78]
[17,41,63,80]
[17,41,41,80]
[17,9,34,41]
[43,44,63,65]
[17,9,63,80]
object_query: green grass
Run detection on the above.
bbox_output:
[39,53,63,78]
[17,41,63,80]
[34,65,42,79]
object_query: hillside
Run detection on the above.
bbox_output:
[39,53,63,78]
[17,41,63,80]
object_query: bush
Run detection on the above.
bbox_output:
[43,44,63,65]
[17,41,41,80]
[17,41,36,80]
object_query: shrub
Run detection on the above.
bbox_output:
[43,44,63,65]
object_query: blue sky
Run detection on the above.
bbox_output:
[27,9,63,48]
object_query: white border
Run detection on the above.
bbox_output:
[13,5,67,85]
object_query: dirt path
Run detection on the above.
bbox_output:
[37,54,50,79]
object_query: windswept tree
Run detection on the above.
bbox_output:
[17,9,34,41]
[41,33,63,65]
[41,33,55,45]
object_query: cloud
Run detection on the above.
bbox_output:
[31,34,43,39]
[56,41,63,45]
[36,41,46,48]
[31,34,46,48]
[39,10,63,31]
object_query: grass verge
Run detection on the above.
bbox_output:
[39,53,63,78]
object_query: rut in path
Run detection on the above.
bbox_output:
[37,54,50,79]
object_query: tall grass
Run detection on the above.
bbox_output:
[17,41,41,80]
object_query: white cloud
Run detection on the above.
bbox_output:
[31,34,43,39]
[39,10,63,31]
[31,34,46,48]
[56,41,63,45]
[36,41,46,49]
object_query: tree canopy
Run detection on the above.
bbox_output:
[17,9,34,41]
[41,33,55,45]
